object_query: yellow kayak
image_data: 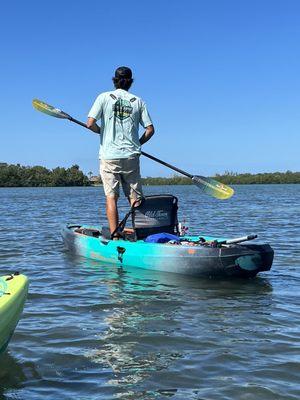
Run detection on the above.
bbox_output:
[0,274,29,354]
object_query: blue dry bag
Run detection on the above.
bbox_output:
[144,232,180,243]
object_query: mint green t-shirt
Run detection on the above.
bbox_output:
[88,89,153,160]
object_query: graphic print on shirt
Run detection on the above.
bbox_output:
[113,99,133,121]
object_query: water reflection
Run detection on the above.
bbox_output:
[76,257,273,399]
[84,265,182,396]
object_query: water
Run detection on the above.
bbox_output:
[0,185,299,400]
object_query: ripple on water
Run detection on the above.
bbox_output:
[0,185,300,400]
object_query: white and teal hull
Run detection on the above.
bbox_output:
[62,225,274,278]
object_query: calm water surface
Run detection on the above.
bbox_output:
[0,185,299,399]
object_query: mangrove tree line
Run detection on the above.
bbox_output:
[0,163,90,187]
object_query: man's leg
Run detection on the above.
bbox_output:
[106,196,119,234]
[100,159,121,235]
[121,156,143,206]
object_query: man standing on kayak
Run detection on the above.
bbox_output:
[87,66,155,237]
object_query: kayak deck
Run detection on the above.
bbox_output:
[62,224,274,278]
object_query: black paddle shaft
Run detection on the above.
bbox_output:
[68,116,193,179]
[69,117,90,130]
[140,151,193,179]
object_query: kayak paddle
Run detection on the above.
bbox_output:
[32,99,234,200]
[139,151,234,200]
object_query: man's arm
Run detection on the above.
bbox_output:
[139,125,155,145]
[86,117,101,134]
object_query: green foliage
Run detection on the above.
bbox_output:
[1,163,299,187]
[0,163,90,187]
[142,176,192,185]
[214,171,300,184]
[142,171,300,185]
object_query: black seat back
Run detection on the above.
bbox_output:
[132,195,178,239]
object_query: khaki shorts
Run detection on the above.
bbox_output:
[100,156,143,200]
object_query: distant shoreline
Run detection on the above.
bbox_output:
[1,162,299,187]
[141,171,300,185]
[1,183,300,189]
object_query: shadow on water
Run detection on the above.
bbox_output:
[62,253,274,399]
[0,353,40,400]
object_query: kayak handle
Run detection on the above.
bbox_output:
[220,234,258,245]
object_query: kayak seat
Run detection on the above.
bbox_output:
[133,195,179,239]
[112,195,179,240]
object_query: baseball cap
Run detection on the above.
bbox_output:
[114,66,133,79]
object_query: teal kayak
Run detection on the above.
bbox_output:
[62,224,274,278]
[0,274,29,354]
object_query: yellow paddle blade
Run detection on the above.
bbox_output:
[192,175,234,200]
[32,99,70,119]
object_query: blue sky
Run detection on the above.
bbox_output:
[1,0,299,176]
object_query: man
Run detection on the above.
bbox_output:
[87,66,155,238]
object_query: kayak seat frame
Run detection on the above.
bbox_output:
[111,195,179,241]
